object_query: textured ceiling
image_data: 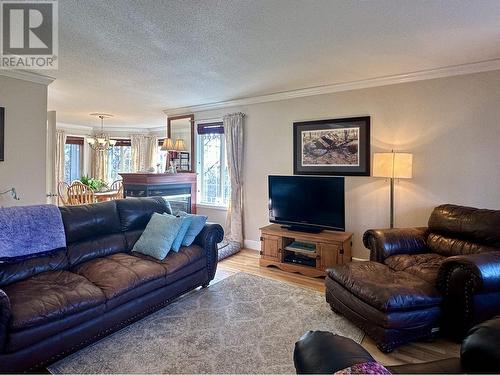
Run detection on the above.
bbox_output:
[48,0,500,128]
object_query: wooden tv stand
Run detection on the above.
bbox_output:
[259,224,353,277]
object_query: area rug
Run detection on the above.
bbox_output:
[49,272,364,374]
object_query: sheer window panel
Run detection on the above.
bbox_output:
[197,132,230,207]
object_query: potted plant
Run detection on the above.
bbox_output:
[80,176,108,192]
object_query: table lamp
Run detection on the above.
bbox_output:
[373,151,413,228]
[160,138,175,172]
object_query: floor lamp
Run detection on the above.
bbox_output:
[373,151,413,228]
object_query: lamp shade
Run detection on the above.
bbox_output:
[160,138,175,151]
[373,152,413,179]
[174,138,186,152]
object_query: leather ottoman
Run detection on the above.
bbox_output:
[325,262,442,352]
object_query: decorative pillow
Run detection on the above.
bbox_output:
[132,213,183,260]
[334,361,391,375]
[177,211,208,246]
[170,215,193,252]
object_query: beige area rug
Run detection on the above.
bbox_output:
[49,272,363,374]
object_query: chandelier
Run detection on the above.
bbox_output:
[87,113,116,151]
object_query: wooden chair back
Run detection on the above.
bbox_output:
[110,180,124,199]
[57,181,70,206]
[67,181,95,205]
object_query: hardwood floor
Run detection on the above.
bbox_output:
[218,249,460,366]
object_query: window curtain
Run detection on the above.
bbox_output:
[146,135,158,170]
[223,112,245,245]
[91,149,108,182]
[131,134,158,172]
[131,134,148,172]
[55,130,66,184]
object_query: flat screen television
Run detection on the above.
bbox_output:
[268,175,345,232]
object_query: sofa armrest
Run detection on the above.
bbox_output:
[294,331,375,374]
[437,252,500,295]
[193,223,224,281]
[363,227,429,263]
[436,252,500,339]
[0,288,11,354]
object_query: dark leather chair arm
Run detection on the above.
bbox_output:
[436,252,500,339]
[0,288,11,354]
[294,330,462,374]
[363,227,429,263]
[193,223,224,281]
[461,316,500,373]
[293,331,374,374]
[437,252,500,295]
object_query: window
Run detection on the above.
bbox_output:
[64,136,83,183]
[107,139,132,183]
[197,122,230,207]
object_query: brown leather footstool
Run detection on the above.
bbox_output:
[325,261,442,352]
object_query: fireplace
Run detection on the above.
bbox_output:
[119,173,197,213]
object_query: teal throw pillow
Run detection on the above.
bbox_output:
[177,211,208,246]
[132,213,183,260]
[170,214,193,252]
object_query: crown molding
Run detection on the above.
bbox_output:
[0,70,55,85]
[57,122,92,131]
[57,122,159,134]
[148,125,167,132]
[163,59,500,115]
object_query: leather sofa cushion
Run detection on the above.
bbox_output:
[133,244,205,275]
[0,248,68,287]
[3,270,105,330]
[384,253,445,283]
[116,197,171,232]
[67,233,127,267]
[428,204,500,248]
[327,262,441,312]
[427,232,497,257]
[60,201,121,244]
[124,229,143,251]
[72,253,166,304]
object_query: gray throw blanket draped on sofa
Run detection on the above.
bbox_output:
[0,204,66,260]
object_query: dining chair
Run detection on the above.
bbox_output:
[110,180,124,200]
[67,181,95,205]
[57,181,70,206]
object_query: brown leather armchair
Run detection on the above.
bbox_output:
[326,204,500,351]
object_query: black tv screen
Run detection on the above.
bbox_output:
[268,175,345,231]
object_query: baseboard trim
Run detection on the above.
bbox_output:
[244,240,260,251]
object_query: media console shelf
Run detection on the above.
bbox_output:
[259,224,353,277]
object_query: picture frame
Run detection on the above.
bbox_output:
[0,107,4,162]
[293,116,370,176]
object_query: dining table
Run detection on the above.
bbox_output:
[94,190,119,202]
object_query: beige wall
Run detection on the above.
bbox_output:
[194,70,500,258]
[0,75,48,206]
[197,205,227,227]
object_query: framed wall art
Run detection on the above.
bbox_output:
[293,116,370,176]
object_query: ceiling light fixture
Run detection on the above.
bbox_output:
[87,113,116,151]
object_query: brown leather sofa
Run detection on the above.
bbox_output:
[325,204,500,352]
[293,316,500,374]
[0,197,224,372]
